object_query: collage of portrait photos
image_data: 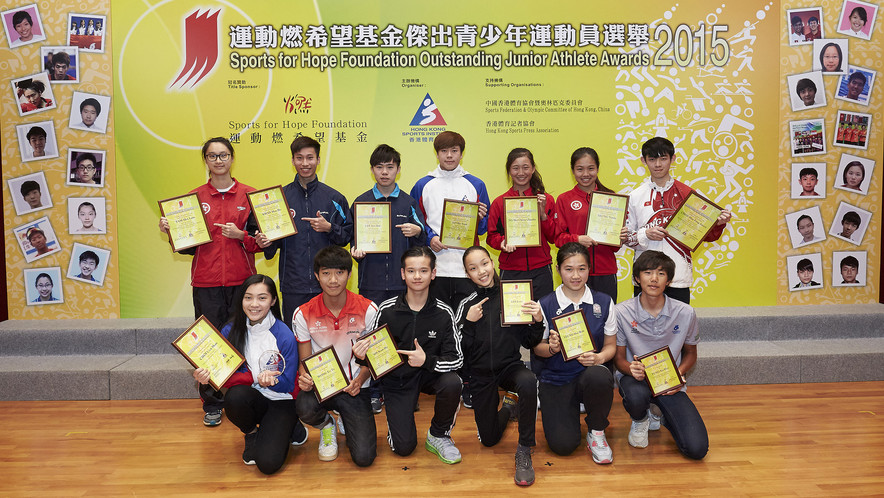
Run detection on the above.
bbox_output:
[1,3,111,306]
[785,0,878,291]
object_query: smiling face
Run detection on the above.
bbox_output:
[79,258,97,278]
[792,20,804,34]
[797,217,815,241]
[464,250,495,288]
[242,282,275,324]
[371,161,399,189]
[28,134,46,156]
[76,159,96,183]
[572,154,599,191]
[203,142,232,178]
[35,276,52,299]
[799,86,816,106]
[436,146,463,171]
[638,266,671,298]
[850,11,866,32]
[558,254,590,294]
[641,154,673,185]
[401,255,435,293]
[292,147,319,181]
[14,18,32,41]
[508,155,535,191]
[844,165,863,189]
[316,267,349,298]
[78,205,96,228]
[808,19,819,34]
[822,46,840,71]
[81,104,98,127]
[846,77,865,99]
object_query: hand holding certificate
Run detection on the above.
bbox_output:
[663,191,723,251]
[302,346,349,402]
[439,199,480,250]
[357,325,404,379]
[503,196,541,248]
[500,280,534,325]
[637,346,685,396]
[158,193,212,252]
[552,309,597,361]
[586,191,628,247]
[246,186,297,241]
[353,202,392,253]
[172,316,244,390]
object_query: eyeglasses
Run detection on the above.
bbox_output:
[205,153,231,162]
[36,283,53,289]
[77,165,96,172]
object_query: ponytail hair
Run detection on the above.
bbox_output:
[570,147,612,193]
[506,148,545,194]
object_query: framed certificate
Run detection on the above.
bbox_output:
[439,199,480,250]
[353,202,392,253]
[172,316,245,391]
[663,191,723,251]
[358,324,404,379]
[302,345,349,403]
[246,186,297,242]
[500,280,534,325]
[158,193,212,252]
[586,191,628,247]
[637,346,685,396]
[504,196,541,248]
[552,309,597,361]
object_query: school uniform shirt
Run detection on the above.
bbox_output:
[410,165,490,278]
[293,290,378,387]
[486,186,556,271]
[624,178,725,288]
[613,294,699,393]
[221,313,300,400]
[554,184,620,276]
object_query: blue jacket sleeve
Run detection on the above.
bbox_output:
[410,177,438,241]
[327,195,353,246]
[409,198,428,245]
[269,321,298,394]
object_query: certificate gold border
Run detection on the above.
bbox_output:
[301,345,349,403]
[353,202,393,254]
[499,279,534,325]
[358,324,404,379]
[158,192,213,252]
[586,191,628,247]
[171,315,245,391]
[637,345,686,397]
[246,185,298,242]
[503,196,542,248]
[552,309,597,361]
[439,199,480,250]
[663,191,723,252]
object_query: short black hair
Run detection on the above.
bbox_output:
[290,136,320,157]
[842,211,861,226]
[20,180,40,196]
[641,137,674,159]
[79,250,99,265]
[850,6,868,23]
[26,126,46,140]
[848,71,868,85]
[12,10,32,26]
[51,51,71,66]
[313,245,352,274]
[632,250,675,283]
[80,97,101,115]
[75,152,97,167]
[791,16,803,26]
[840,256,859,269]
[799,167,818,179]
[796,78,816,96]
[369,144,401,167]
[401,245,435,270]
[796,258,814,272]
[796,214,812,229]
[808,16,819,23]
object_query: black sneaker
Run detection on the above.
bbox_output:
[203,410,222,427]
[371,397,383,414]
[461,382,472,409]
[514,444,534,486]
[290,421,308,446]
[243,432,257,465]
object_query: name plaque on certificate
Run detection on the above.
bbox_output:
[247,186,297,242]
[353,202,392,254]
[302,346,349,402]
[439,199,480,250]
[500,280,534,325]
[663,191,723,251]
[552,309,597,361]
[637,346,686,396]
[586,191,628,247]
[158,193,212,252]
[504,196,541,248]
[359,325,404,379]
[172,316,245,391]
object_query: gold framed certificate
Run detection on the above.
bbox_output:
[500,280,534,325]
[247,186,297,242]
[171,316,245,391]
[358,324,404,379]
[503,196,541,248]
[637,346,686,396]
[158,193,212,252]
[302,346,349,403]
[439,199,480,250]
[586,191,628,247]
[552,309,597,361]
[353,202,392,254]
[663,191,723,251]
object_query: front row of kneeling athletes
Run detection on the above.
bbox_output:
[193,243,708,484]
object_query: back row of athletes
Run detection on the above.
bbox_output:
[159,131,731,485]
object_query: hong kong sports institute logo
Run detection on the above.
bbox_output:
[410,93,447,126]
[170,9,221,89]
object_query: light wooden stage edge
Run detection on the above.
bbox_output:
[1,382,882,496]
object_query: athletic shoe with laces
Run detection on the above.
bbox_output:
[628,416,650,448]
[290,421,309,446]
[242,431,257,465]
[648,406,663,431]
[587,430,613,464]
[502,392,518,421]
[425,430,462,464]
[371,397,383,414]
[514,444,535,486]
[203,410,222,427]
[318,420,338,461]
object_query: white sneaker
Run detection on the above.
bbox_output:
[318,419,338,461]
[648,406,663,431]
[628,416,650,448]
[336,414,346,435]
[425,430,462,464]
[587,430,613,464]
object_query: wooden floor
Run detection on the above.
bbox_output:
[1,382,882,497]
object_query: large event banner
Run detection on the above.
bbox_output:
[113,0,781,318]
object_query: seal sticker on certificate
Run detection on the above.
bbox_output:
[637,346,686,396]
[500,280,534,325]
[158,193,212,252]
[172,316,245,390]
[439,199,480,250]
[586,191,628,247]
[247,186,297,242]
[663,191,723,251]
[353,202,392,253]
[504,196,541,247]
[302,346,349,402]
[552,309,597,361]
[358,324,404,379]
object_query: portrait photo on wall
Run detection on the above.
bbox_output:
[812,39,849,75]
[13,216,61,263]
[69,91,110,134]
[787,253,824,291]
[828,201,871,245]
[833,153,874,194]
[7,171,53,216]
[790,162,827,199]
[66,148,106,187]
[24,267,64,305]
[837,0,878,40]
[67,243,110,286]
[786,7,825,46]
[40,46,79,83]
[1,3,45,48]
[832,250,866,287]
[787,71,827,111]
[67,197,106,234]
[785,206,826,249]
[11,72,56,117]
[790,119,826,157]
[833,110,871,150]
[835,66,876,105]
[15,120,58,162]
[67,13,106,53]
